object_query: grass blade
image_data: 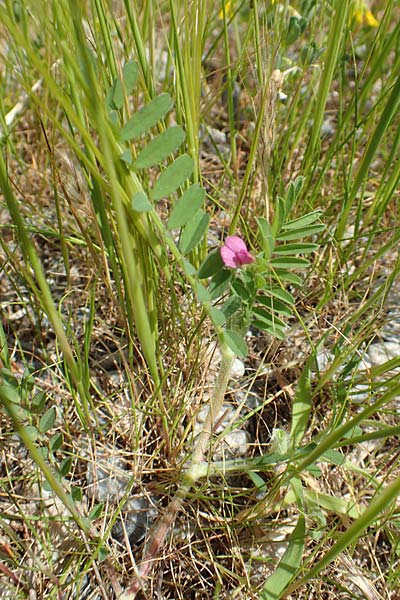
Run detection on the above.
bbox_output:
[259,515,305,600]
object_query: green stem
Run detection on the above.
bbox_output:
[186,344,235,474]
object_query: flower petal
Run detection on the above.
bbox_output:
[225,236,248,254]
[236,249,255,266]
[365,9,378,27]
[220,246,238,268]
[220,235,254,268]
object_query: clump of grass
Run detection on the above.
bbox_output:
[1,0,400,599]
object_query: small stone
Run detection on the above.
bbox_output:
[207,127,227,147]
[112,495,157,546]
[195,404,210,424]
[71,575,102,600]
[107,370,125,387]
[247,519,297,585]
[194,401,250,458]
[204,341,222,371]
[313,348,334,372]
[231,358,245,379]
[233,390,260,412]
[355,44,367,59]
[194,403,236,433]
[381,311,400,343]
[86,452,130,502]
[321,119,335,138]
[349,383,371,403]
[364,341,400,368]
[201,126,229,157]
[203,341,246,381]
[278,90,288,102]
[214,429,250,459]
[349,435,382,465]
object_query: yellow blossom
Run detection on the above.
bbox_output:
[218,0,235,20]
[352,1,379,28]
[365,9,379,27]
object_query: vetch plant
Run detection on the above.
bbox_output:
[3,1,399,597]
[198,177,323,356]
[120,177,324,598]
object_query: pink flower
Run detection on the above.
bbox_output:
[220,236,255,268]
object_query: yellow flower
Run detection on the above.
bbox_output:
[365,9,379,27]
[218,0,235,20]
[352,1,379,28]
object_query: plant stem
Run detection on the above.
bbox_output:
[119,344,235,599]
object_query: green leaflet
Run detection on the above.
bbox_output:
[135,125,185,169]
[151,154,194,200]
[257,217,275,258]
[283,487,361,519]
[198,249,224,279]
[120,149,132,166]
[131,192,153,212]
[107,60,138,110]
[168,184,205,229]
[195,282,211,304]
[59,457,72,477]
[273,243,318,255]
[257,295,292,317]
[277,224,325,241]
[253,306,286,329]
[252,319,286,339]
[208,269,232,300]
[269,287,295,305]
[281,210,323,230]
[39,406,57,434]
[270,257,309,269]
[272,270,303,285]
[221,296,242,320]
[209,307,226,327]
[121,93,174,140]
[223,330,248,358]
[179,209,209,255]
[290,356,313,447]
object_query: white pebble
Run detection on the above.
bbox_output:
[364,342,400,368]
[231,358,245,379]
[216,429,250,458]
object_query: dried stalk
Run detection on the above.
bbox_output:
[119,345,235,599]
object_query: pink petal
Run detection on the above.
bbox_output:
[225,236,248,253]
[220,246,238,268]
[236,249,255,265]
[220,235,254,268]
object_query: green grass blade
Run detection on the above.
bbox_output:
[336,70,400,239]
[0,150,91,427]
[259,515,305,600]
[285,477,400,596]
[303,0,350,170]
[290,357,313,448]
